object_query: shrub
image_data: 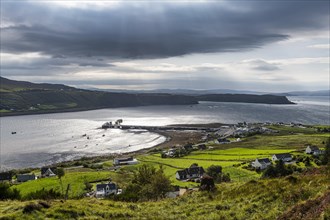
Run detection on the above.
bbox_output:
[38,201,51,208]
[321,137,330,165]
[0,182,21,200]
[200,175,215,191]
[84,181,93,191]
[23,203,43,213]
[285,175,298,184]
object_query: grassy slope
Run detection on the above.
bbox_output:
[1,170,329,220]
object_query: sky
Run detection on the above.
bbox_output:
[0,0,329,92]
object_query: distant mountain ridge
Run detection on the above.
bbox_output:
[86,87,329,96]
[273,90,330,96]
[0,77,295,116]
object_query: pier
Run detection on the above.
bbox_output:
[101,123,215,132]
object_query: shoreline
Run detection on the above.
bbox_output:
[0,124,216,172]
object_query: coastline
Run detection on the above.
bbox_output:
[0,124,214,172]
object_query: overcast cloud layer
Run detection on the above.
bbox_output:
[1,0,329,92]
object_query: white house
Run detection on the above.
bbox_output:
[113,157,138,166]
[176,164,205,180]
[41,167,57,178]
[96,182,117,198]
[251,158,272,170]
[305,146,323,156]
[272,153,292,162]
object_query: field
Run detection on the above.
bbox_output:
[12,170,127,199]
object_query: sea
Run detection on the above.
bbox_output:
[0,96,329,170]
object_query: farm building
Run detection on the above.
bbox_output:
[113,157,138,166]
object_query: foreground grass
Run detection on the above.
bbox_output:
[1,169,329,220]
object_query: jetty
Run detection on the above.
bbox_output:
[100,120,215,132]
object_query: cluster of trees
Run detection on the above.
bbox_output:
[115,164,172,202]
[262,160,293,178]
[316,127,330,133]
[206,165,231,183]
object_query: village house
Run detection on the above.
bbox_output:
[113,157,138,166]
[176,164,205,180]
[272,153,292,162]
[17,174,36,182]
[41,167,57,177]
[164,148,176,157]
[251,158,272,170]
[95,182,117,198]
[216,138,230,144]
[0,172,12,182]
[197,144,207,150]
[305,146,323,156]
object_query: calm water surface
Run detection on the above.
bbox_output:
[0,96,329,169]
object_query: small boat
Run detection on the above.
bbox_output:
[11,131,16,134]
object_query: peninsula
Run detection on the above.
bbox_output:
[0,77,294,116]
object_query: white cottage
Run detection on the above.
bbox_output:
[305,146,323,156]
[272,153,292,162]
[96,182,117,198]
[251,158,272,170]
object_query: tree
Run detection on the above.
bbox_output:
[206,165,222,183]
[56,168,65,195]
[304,157,311,166]
[121,164,172,201]
[132,164,156,185]
[200,175,215,191]
[150,166,172,198]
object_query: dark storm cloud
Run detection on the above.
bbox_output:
[1,1,329,59]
